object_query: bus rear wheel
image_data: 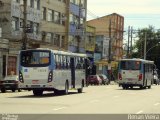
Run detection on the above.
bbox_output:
[33,90,43,96]
[78,81,84,93]
[62,82,69,95]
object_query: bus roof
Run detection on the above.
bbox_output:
[118,58,154,64]
[20,48,87,58]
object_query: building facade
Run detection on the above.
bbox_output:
[87,13,124,77]
[0,0,41,77]
[68,0,87,53]
[87,13,124,61]
[85,25,96,58]
[40,0,67,51]
[0,0,87,78]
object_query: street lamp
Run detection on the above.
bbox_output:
[144,42,160,59]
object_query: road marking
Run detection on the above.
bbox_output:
[114,96,119,98]
[53,107,66,111]
[136,110,143,114]
[90,100,99,103]
[154,103,160,106]
[128,93,136,95]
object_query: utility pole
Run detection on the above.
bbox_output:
[108,19,112,83]
[22,0,27,50]
[144,32,147,60]
[130,26,133,57]
[127,26,130,58]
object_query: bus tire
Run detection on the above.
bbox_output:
[62,81,69,95]
[78,81,84,93]
[1,88,6,93]
[12,89,16,92]
[33,90,43,96]
[18,89,21,92]
[54,90,60,95]
[140,86,143,89]
[122,85,125,89]
[148,86,151,89]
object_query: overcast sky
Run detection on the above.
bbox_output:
[87,0,160,30]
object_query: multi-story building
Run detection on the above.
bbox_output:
[85,25,96,58]
[40,0,87,53]
[68,0,87,53]
[0,0,41,78]
[40,0,67,51]
[0,0,87,78]
[87,13,124,70]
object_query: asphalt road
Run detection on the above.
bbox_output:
[0,84,160,114]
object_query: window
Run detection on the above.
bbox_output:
[61,36,65,48]
[13,0,19,3]
[42,7,46,20]
[21,51,50,67]
[20,19,24,31]
[54,34,60,47]
[120,61,141,70]
[33,23,39,35]
[47,9,53,22]
[46,33,52,43]
[34,0,38,9]
[69,14,74,23]
[20,0,23,5]
[12,17,19,31]
[54,11,60,23]
[27,0,31,7]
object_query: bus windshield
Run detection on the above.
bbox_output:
[20,51,50,67]
[120,61,141,70]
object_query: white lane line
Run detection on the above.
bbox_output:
[128,93,136,95]
[154,103,160,106]
[113,96,120,98]
[53,107,67,111]
[90,100,99,103]
[136,110,143,114]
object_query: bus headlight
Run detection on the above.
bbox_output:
[48,71,53,83]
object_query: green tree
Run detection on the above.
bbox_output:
[132,26,160,63]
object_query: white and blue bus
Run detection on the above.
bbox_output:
[18,48,90,96]
[118,58,154,89]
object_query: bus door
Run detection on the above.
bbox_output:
[70,57,75,88]
[143,64,146,86]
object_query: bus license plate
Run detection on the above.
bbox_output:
[32,80,39,84]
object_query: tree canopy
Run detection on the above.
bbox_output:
[132,26,160,64]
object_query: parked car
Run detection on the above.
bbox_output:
[0,75,21,93]
[153,74,160,85]
[87,75,102,85]
[98,74,109,85]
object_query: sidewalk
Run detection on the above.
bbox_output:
[110,80,118,85]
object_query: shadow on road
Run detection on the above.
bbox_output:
[7,91,86,99]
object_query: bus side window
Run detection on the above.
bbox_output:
[66,56,69,69]
[62,55,66,69]
[81,58,85,69]
[57,55,60,69]
[54,54,57,69]
[59,55,62,69]
[76,57,81,69]
[67,56,70,69]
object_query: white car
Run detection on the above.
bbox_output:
[0,75,21,93]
